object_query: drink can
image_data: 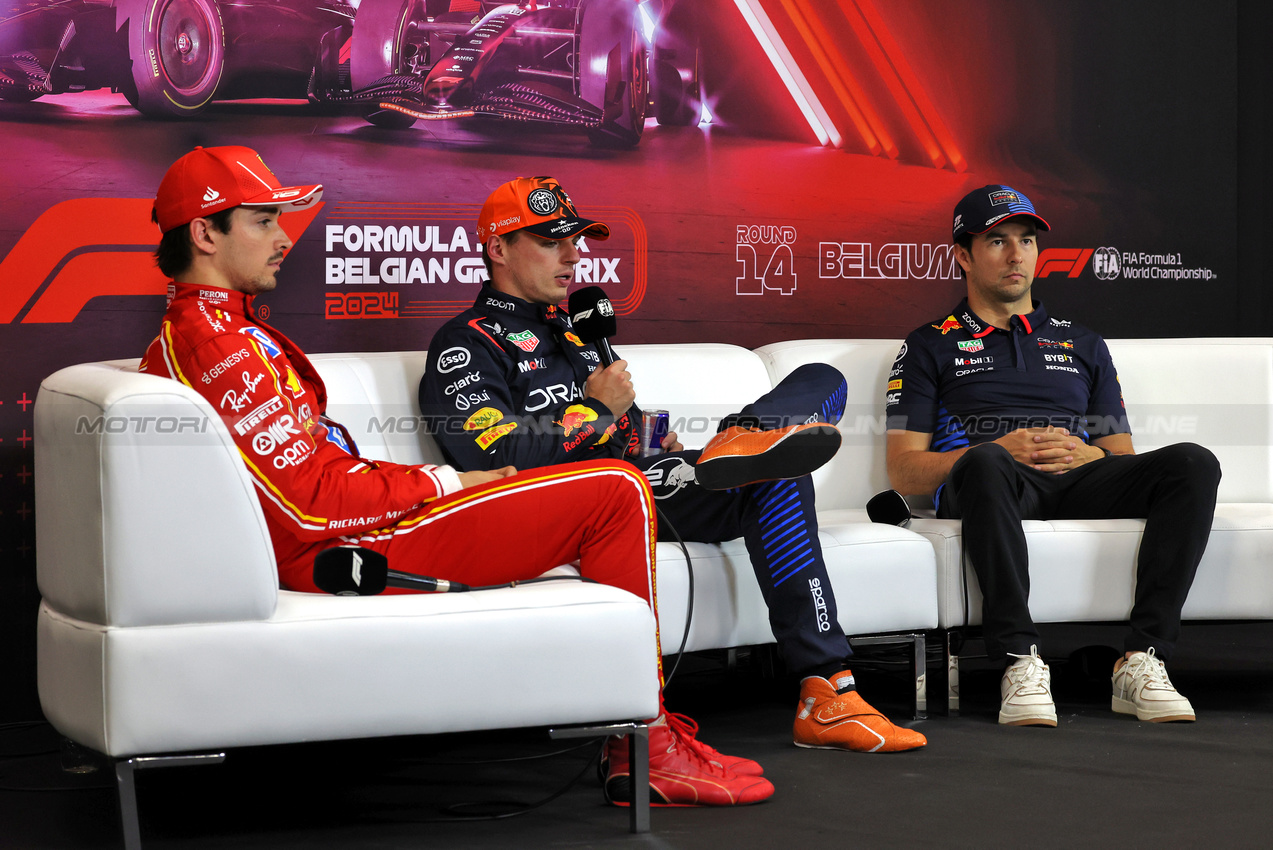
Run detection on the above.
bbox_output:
[640,410,670,457]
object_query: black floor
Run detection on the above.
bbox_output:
[4,621,1273,849]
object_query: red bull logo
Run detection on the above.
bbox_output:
[932,315,962,335]
[565,332,585,347]
[556,404,598,436]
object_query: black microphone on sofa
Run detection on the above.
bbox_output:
[313,546,470,595]
[866,489,913,527]
[568,285,619,366]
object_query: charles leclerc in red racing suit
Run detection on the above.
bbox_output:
[138,144,774,808]
[139,283,661,607]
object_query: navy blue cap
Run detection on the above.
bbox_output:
[952,185,1050,241]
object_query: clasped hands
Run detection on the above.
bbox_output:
[996,426,1104,473]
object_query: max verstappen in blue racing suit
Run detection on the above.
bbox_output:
[420,177,926,755]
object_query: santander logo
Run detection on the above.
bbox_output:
[203,187,220,202]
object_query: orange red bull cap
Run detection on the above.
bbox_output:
[477,177,611,243]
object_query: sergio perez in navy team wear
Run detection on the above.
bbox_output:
[885,184,1221,727]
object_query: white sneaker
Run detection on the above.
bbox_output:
[999,645,1057,726]
[1111,648,1195,722]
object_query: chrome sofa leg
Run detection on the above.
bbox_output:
[946,630,961,716]
[848,633,928,720]
[114,753,226,850]
[550,721,650,833]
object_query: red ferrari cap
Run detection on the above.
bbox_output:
[477,177,610,242]
[153,145,323,233]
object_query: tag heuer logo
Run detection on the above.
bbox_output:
[507,330,540,353]
[203,187,220,202]
[957,339,984,353]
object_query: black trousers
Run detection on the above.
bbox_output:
[631,363,851,676]
[937,442,1221,662]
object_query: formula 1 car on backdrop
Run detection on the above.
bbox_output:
[318,0,701,147]
[0,0,357,116]
[0,0,700,147]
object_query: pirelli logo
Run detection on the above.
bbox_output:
[235,397,285,435]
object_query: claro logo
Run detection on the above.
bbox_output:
[0,198,322,324]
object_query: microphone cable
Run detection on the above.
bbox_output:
[654,503,695,689]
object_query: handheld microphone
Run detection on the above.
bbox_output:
[866,489,913,527]
[313,546,470,595]
[568,285,618,366]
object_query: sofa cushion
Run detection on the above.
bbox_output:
[38,582,660,757]
[913,503,1273,629]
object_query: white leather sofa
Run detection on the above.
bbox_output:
[35,358,661,848]
[34,344,940,848]
[757,338,1273,711]
[38,337,1273,847]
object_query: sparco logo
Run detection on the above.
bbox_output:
[527,188,559,215]
[435,347,470,373]
[809,578,831,633]
[1092,247,1121,280]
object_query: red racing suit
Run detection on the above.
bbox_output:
[140,284,661,631]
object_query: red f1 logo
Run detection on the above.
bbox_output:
[0,198,322,323]
[1036,248,1096,278]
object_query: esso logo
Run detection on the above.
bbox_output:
[436,347,471,373]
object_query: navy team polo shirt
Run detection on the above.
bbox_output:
[886,298,1129,451]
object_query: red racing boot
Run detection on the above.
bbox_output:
[665,712,764,776]
[603,717,774,806]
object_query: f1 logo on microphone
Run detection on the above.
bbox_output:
[351,550,363,586]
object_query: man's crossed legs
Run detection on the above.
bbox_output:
[636,363,926,753]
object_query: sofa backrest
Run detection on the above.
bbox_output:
[619,343,775,448]
[36,362,278,627]
[309,345,774,464]
[1106,339,1273,503]
[309,352,441,468]
[757,337,1273,508]
[756,340,902,510]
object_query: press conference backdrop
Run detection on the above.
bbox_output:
[0,0,1262,719]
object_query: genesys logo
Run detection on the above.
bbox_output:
[0,198,322,324]
[1035,247,1217,281]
